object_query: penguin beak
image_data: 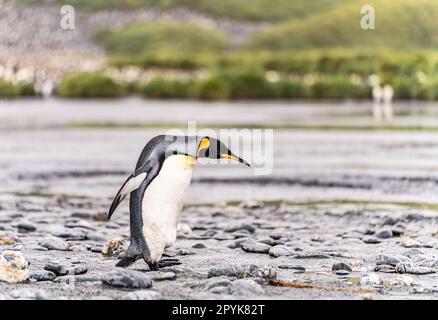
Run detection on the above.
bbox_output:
[221,153,251,167]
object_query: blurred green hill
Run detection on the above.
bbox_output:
[37,0,353,21]
[249,0,438,50]
[16,0,438,100]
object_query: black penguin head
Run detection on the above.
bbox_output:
[196,136,250,167]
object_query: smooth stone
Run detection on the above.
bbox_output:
[241,242,271,254]
[44,261,88,276]
[209,286,229,294]
[228,279,264,296]
[16,222,37,232]
[393,275,417,286]
[294,251,331,259]
[124,290,161,300]
[29,270,56,282]
[268,245,294,257]
[375,229,393,239]
[382,217,400,226]
[362,237,381,244]
[395,264,435,275]
[147,271,176,281]
[102,269,153,289]
[335,270,351,276]
[400,239,422,248]
[192,243,206,249]
[278,265,306,272]
[332,262,353,272]
[52,228,87,240]
[39,237,70,251]
[258,238,283,246]
[376,255,411,267]
[269,231,288,240]
[374,265,396,273]
[208,264,276,280]
[225,223,255,234]
[0,251,29,283]
[405,213,425,221]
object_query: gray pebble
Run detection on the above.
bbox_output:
[362,237,381,244]
[375,229,393,239]
[268,245,294,257]
[147,271,176,281]
[102,269,153,289]
[241,241,271,254]
[52,228,87,241]
[39,237,70,251]
[228,279,264,296]
[208,264,276,280]
[192,243,206,249]
[16,222,37,232]
[376,255,411,266]
[29,270,56,282]
[44,261,87,276]
[335,270,351,276]
[270,231,288,240]
[332,262,352,272]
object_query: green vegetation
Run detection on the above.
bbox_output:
[35,0,351,22]
[35,0,437,100]
[95,22,229,55]
[0,80,36,98]
[248,0,438,50]
[139,78,194,99]
[56,72,127,98]
[0,80,18,98]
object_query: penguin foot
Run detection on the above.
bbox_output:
[159,258,182,268]
[116,242,151,268]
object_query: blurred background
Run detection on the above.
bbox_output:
[1,0,438,208]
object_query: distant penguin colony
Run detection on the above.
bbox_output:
[108,135,250,270]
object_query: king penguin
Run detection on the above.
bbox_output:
[108,135,250,270]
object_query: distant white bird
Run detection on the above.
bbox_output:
[382,84,394,105]
[372,85,383,104]
[372,84,394,122]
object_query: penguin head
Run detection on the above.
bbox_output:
[196,136,250,167]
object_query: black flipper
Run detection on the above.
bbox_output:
[116,163,160,268]
[108,163,151,220]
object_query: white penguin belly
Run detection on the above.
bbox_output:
[141,155,195,262]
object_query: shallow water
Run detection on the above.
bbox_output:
[1,98,438,205]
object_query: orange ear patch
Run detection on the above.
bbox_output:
[197,137,210,156]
